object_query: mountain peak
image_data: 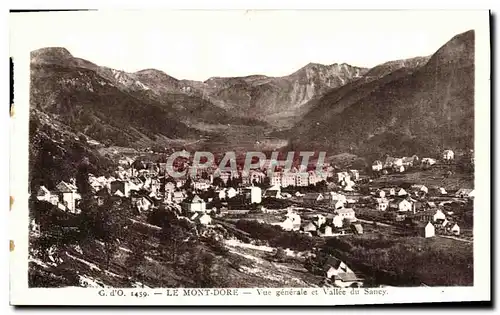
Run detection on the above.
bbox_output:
[31,47,74,64]
[427,29,474,68]
[135,68,179,83]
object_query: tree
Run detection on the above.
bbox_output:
[75,157,92,198]
[272,248,286,262]
[125,238,147,279]
[183,177,192,190]
[342,218,351,228]
[212,177,224,188]
[184,248,227,288]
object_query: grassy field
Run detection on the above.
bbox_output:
[372,163,474,191]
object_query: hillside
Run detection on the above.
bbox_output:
[287,30,474,160]
[30,48,267,150]
[28,109,116,192]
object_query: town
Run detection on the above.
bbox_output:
[30,148,474,289]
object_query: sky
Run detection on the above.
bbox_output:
[10,10,484,81]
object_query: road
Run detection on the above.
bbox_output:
[356,218,394,228]
[437,235,473,243]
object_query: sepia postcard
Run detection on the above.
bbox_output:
[9,9,491,306]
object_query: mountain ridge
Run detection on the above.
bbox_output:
[287,30,475,160]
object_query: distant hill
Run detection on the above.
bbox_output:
[287,30,475,160]
[30,30,475,158]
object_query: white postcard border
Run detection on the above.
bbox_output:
[9,9,491,305]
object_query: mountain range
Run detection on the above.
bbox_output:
[30,30,474,161]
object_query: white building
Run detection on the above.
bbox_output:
[35,186,59,205]
[335,208,356,221]
[376,198,389,211]
[182,195,206,213]
[226,187,237,199]
[398,199,414,212]
[451,223,460,236]
[422,222,435,238]
[433,209,446,221]
[442,150,455,161]
[372,161,383,172]
[55,181,81,214]
[244,186,262,204]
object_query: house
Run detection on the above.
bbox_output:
[417,222,435,238]
[455,188,474,198]
[249,170,266,184]
[302,222,317,233]
[114,190,125,197]
[393,158,403,168]
[421,158,437,166]
[308,171,322,186]
[331,215,343,228]
[441,218,450,227]
[296,172,309,187]
[303,193,324,205]
[323,257,354,279]
[335,208,356,221]
[295,191,305,197]
[397,199,414,212]
[280,211,301,231]
[281,172,297,188]
[349,170,359,181]
[321,225,334,237]
[402,156,417,167]
[384,156,396,169]
[281,192,292,199]
[395,214,406,222]
[388,188,396,196]
[182,195,207,213]
[172,191,186,204]
[314,214,327,227]
[337,172,351,184]
[264,189,281,199]
[193,181,210,191]
[375,198,389,211]
[411,184,429,195]
[164,182,176,194]
[442,149,455,161]
[351,223,363,235]
[192,213,212,226]
[217,188,227,200]
[376,189,386,198]
[426,201,437,209]
[397,188,408,196]
[413,210,434,223]
[55,181,81,214]
[270,172,282,187]
[343,180,355,191]
[110,180,132,197]
[333,272,364,288]
[438,187,448,195]
[324,192,346,209]
[226,187,238,199]
[450,223,460,236]
[133,195,154,213]
[372,160,383,172]
[433,209,446,221]
[243,186,262,204]
[395,165,405,173]
[36,186,59,205]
